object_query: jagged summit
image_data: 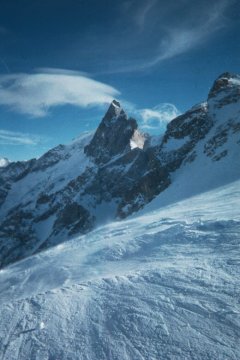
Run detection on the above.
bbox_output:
[103,99,123,122]
[84,100,137,163]
[0,72,239,267]
[216,71,239,81]
[208,71,240,100]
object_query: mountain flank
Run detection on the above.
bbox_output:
[0,72,239,267]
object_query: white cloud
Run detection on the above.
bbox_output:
[0,129,42,145]
[0,69,120,117]
[0,157,10,167]
[136,103,181,130]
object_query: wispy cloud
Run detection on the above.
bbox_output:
[134,0,157,29]
[105,0,231,74]
[0,129,42,145]
[0,69,120,117]
[145,1,228,67]
[134,103,181,131]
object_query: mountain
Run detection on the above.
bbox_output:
[0,72,239,360]
[0,72,240,268]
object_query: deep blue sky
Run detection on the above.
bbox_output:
[0,0,239,161]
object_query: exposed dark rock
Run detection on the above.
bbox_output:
[31,144,70,172]
[208,72,234,99]
[0,209,37,268]
[36,193,52,205]
[157,103,213,172]
[204,118,240,162]
[204,130,228,158]
[208,72,240,108]
[212,150,228,161]
[117,157,170,218]
[84,100,137,164]
[183,151,197,165]
[53,202,94,236]
[34,206,59,222]
[0,159,36,206]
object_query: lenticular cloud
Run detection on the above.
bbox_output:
[0,69,120,117]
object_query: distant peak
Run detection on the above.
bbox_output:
[216,72,239,81]
[84,100,137,163]
[103,100,124,122]
[111,99,121,108]
[208,71,240,100]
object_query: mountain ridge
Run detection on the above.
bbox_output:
[0,72,239,268]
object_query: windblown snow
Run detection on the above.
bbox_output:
[0,180,239,360]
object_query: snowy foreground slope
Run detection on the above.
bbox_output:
[0,180,240,360]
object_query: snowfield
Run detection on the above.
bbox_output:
[0,179,240,360]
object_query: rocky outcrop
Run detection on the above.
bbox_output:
[84,100,137,164]
[208,72,240,108]
[53,202,94,236]
[0,206,37,268]
[0,159,36,206]
[157,102,213,172]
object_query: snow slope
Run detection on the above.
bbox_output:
[0,132,93,218]
[0,179,239,360]
[139,111,240,214]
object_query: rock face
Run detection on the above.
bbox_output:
[0,73,240,267]
[84,100,137,164]
[208,72,240,103]
[0,159,36,207]
[157,102,211,171]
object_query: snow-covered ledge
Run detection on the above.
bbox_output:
[130,129,146,150]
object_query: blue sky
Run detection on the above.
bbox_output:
[0,0,239,161]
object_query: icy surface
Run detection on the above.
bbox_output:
[0,180,239,359]
[130,129,145,149]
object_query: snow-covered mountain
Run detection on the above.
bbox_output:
[0,72,240,268]
[0,72,239,359]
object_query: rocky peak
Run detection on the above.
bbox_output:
[208,72,240,100]
[0,72,239,268]
[103,99,123,122]
[84,100,138,164]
